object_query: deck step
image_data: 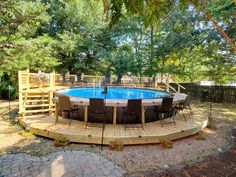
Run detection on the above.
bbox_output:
[26,91,51,94]
[25,109,51,113]
[25,100,49,103]
[25,95,49,98]
[25,104,50,108]
[25,114,50,118]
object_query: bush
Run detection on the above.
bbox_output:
[160,138,173,149]
[0,74,18,100]
[109,140,124,151]
[207,121,217,130]
[54,136,70,147]
[195,131,206,140]
[19,130,34,138]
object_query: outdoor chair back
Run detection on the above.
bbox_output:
[89,98,105,114]
[126,99,142,115]
[160,97,174,112]
[183,95,191,108]
[58,94,72,111]
[175,95,192,121]
[56,94,79,126]
[88,98,107,125]
[123,99,142,130]
[157,97,176,126]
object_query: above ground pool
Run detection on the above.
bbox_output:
[58,87,170,99]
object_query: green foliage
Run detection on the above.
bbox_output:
[0,0,235,86]
[0,74,18,100]
[0,0,59,79]
[109,140,124,151]
[1,35,60,75]
[206,122,217,130]
[46,0,108,75]
[54,135,70,147]
[160,138,173,149]
[20,129,34,138]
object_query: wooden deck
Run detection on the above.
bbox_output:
[19,114,208,145]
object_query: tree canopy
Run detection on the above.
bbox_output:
[0,0,235,85]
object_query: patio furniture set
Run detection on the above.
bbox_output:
[55,95,192,129]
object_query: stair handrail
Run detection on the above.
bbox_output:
[172,82,186,93]
[164,82,177,93]
[154,82,162,90]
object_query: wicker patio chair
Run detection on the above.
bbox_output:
[123,99,142,131]
[88,98,107,127]
[174,95,192,121]
[156,97,177,126]
[55,94,80,126]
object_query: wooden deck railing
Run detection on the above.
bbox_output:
[18,70,185,118]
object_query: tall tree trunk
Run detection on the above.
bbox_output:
[105,69,111,84]
[188,0,236,51]
[76,69,82,82]
[150,25,154,59]
[205,12,236,51]
[117,74,122,84]
[161,58,165,83]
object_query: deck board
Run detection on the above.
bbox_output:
[19,113,208,145]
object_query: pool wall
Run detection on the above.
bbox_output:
[56,86,173,124]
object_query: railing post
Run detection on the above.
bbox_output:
[26,68,30,90]
[18,70,24,119]
[178,85,180,93]
[49,72,55,115]
[167,85,169,92]
[49,90,54,115]
[96,74,98,86]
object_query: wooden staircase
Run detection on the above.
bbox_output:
[21,90,55,118]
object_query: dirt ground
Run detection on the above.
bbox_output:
[0,100,236,175]
[138,129,236,177]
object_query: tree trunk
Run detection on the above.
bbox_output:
[76,69,82,82]
[62,73,66,82]
[105,69,111,84]
[205,12,236,51]
[117,74,122,84]
[150,25,154,58]
[188,0,236,51]
[161,58,165,83]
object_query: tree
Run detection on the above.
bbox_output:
[0,0,59,78]
[45,0,109,78]
[104,0,236,51]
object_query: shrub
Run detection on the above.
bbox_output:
[195,131,206,140]
[19,130,34,138]
[54,136,70,147]
[207,121,217,130]
[0,74,18,100]
[109,140,124,151]
[160,138,173,149]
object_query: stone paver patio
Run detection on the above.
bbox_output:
[0,151,126,177]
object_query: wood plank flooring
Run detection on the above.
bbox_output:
[19,113,208,145]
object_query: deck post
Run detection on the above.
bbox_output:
[113,106,117,128]
[178,85,180,93]
[84,105,88,128]
[166,84,170,92]
[96,74,98,86]
[18,70,24,118]
[141,107,145,130]
[49,72,54,115]
[26,68,30,90]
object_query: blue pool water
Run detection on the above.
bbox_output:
[58,87,170,99]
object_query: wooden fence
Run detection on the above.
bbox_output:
[170,83,236,104]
